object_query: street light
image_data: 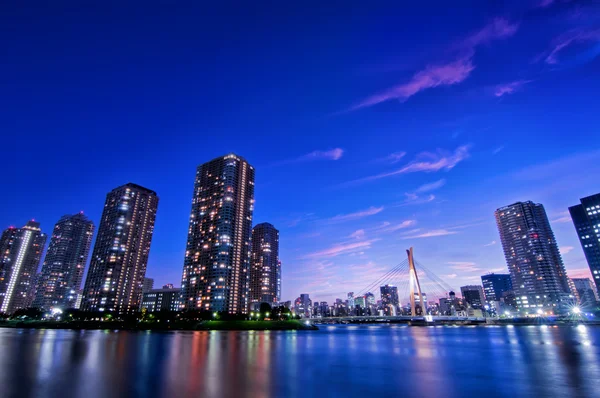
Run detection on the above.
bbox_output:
[573,307,582,315]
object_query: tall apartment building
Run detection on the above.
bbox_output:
[380,284,399,316]
[249,223,281,310]
[180,154,255,314]
[495,201,572,313]
[569,193,600,295]
[82,183,159,313]
[0,221,46,313]
[33,213,94,310]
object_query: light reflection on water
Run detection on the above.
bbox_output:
[0,325,598,398]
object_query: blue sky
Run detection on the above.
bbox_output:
[2,0,600,303]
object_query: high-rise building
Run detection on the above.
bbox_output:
[142,277,154,293]
[249,223,280,309]
[569,193,600,295]
[141,288,180,312]
[33,213,94,310]
[495,201,572,313]
[82,183,159,313]
[180,154,255,314]
[380,285,399,316]
[571,278,600,306]
[0,221,46,313]
[481,273,513,302]
[294,294,312,317]
[460,285,485,309]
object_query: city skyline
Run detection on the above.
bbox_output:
[2,1,600,303]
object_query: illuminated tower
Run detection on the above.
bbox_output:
[249,223,280,310]
[82,183,159,313]
[0,221,46,313]
[33,213,94,310]
[495,201,571,313]
[180,154,255,314]
[569,193,600,296]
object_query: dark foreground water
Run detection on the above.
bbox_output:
[0,325,599,398]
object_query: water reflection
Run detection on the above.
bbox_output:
[0,325,598,398]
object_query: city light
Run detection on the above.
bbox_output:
[573,307,582,315]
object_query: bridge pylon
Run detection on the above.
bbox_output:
[407,247,425,317]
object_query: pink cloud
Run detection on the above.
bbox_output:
[304,239,378,259]
[328,206,384,223]
[460,18,520,49]
[375,220,417,233]
[349,55,475,111]
[448,262,481,272]
[350,229,366,240]
[354,146,470,184]
[401,229,458,239]
[415,179,446,193]
[568,268,593,279]
[544,28,600,64]
[381,152,407,164]
[560,246,575,255]
[494,80,532,97]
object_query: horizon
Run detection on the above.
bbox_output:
[2,0,600,304]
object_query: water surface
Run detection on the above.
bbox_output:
[0,325,598,398]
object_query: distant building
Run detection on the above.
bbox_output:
[380,285,399,316]
[572,278,600,306]
[180,154,255,314]
[141,288,180,312]
[162,283,175,289]
[481,273,512,302]
[0,221,47,314]
[143,278,154,293]
[249,223,281,309]
[34,213,94,310]
[294,294,312,317]
[354,296,365,309]
[569,194,600,295]
[460,285,485,309]
[81,183,159,313]
[495,201,572,313]
[347,292,355,314]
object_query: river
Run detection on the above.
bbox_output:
[0,325,598,398]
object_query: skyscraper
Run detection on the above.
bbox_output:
[571,278,600,306]
[142,277,154,293]
[33,213,94,310]
[569,193,600,295]
[0,221,46,313]
[380,285,399,316]
[481,273,513,302]
[495,201,572,313]
[460,285,485,309]
[249,223,280,309]
[180,154,255,314]
[82,183,159,313]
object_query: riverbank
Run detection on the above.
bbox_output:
[0,319,318,331]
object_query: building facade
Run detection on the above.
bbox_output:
[571,278,599,306]
[180,154,255,314]
[142,277,154,293]
[82,183,159,313]
[380,285,399,316]
[294,294,312,317]
[460,285,485,309]
[481,273,513,302]
[0,221,46,313]
[495,201,572,313]
[569,193,600,295]
[141,288,180,312]
[33,213,94,310]
[249,223,280,310]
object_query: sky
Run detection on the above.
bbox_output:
[2,0,600,304]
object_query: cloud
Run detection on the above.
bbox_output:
[567,267,592,279]
[415,179,447,193]
[552,211,573,224]
[350,229,366,240]
[374,220,417,233]
[347,18,518,112]
[443,274,458,279]
[493,146,505,155]
[350,145,470,185]
[448,262,481,272]
[380,152,407,164]
[304,239,379,259]
[560,246,575,255]
[328,206,384,223]
[494,80,532,97]
[484,240,497,247]
[542,28,600,65]
[401,229,458,239]
[298,148,344,161]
